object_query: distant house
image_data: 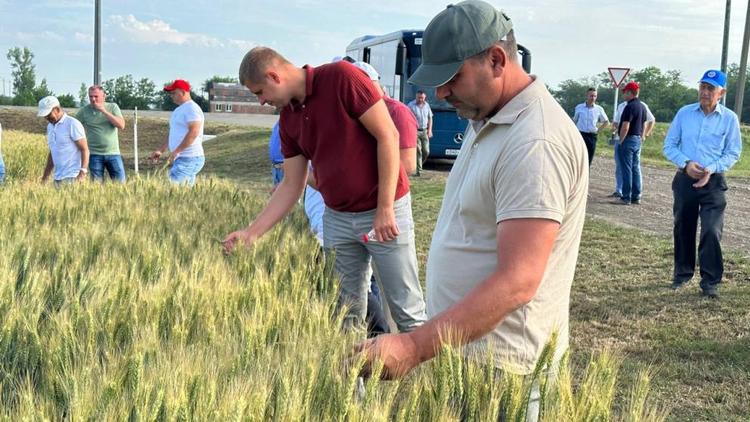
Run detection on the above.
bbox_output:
[207,82,276,114]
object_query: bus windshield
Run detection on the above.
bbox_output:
[405,56,454,111]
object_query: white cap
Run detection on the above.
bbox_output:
[331,55,343,63]
[353,61,379,81]
[37,96,60,117]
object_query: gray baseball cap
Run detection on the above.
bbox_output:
[408,0,513,88]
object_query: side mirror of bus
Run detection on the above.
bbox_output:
[518,44,532,74]
[395,43,405,76]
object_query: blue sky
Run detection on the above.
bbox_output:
[1,0,749,99]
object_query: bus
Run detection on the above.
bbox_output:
[346,30,531,159]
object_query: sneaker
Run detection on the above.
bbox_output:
[607,192,622,198]
[612,198,630,205]
[670,281,685,290]
[701,289,719,299]
[631,198,641,205]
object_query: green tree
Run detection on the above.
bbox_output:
[203,75,238,93]
[156,90,209,112]
[33,78,53,101]
[78,82,89,107]
[6,47,37,105]
[101,74,157,109]
[629,66,696,123]
[57,93,77,108]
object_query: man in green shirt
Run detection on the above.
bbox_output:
[75,85,126,182]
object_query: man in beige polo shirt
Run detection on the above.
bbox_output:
[355,1,588,417]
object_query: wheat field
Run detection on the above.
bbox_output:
[0,130,666,420]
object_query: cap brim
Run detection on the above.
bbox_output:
[699,78,724,88]
[163,86,176,92]
[408,61,463,88]
[37,107,53,117]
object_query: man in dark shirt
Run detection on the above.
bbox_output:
[614,81,647,205]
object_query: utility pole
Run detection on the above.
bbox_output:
[734,0,750,119]
[94,0,101,85]
[722,0,731,105]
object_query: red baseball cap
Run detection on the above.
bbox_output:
[622,81,640,93]
[164,79,191,92]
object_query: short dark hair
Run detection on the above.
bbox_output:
[587,88,597,93]
[416,90,426,95]
[238,47,292,86]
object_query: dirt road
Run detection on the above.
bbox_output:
[586,156,750,257]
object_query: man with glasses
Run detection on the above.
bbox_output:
[37,96,90,186]
[663,69,742,299]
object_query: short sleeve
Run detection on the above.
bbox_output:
[494,139,570,224]
[392,104,417,149]
[71,119,86,141]
[110,103,123,117]
[279,118,303,158]
[336,62,380,119]
[184,103,204,123]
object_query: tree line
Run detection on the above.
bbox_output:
[552,64,750,123]
[2,47,238,112]
[8,45,750,122]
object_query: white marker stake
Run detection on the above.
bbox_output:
[133,107,139,175]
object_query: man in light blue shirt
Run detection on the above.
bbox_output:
[572,88,608,166]
[268,121,284,188]
[663,69,742,299]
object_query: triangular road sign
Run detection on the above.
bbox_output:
[608,67,631,89]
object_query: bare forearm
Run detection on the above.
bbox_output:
[245,180,305,239]
[42,154,53,179]
[102,109,125,129]
[409,272,536,363]
[376,130,400,209]
[618,122,630,142]
[174,131,199,154]
[400,148,416,174]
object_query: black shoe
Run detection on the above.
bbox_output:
[607,192,622,198]
[670,281,685,290]
[701,289,719,299]
[631,198,641,205]
[612,198,630,205]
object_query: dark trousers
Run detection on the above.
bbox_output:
[580,132,597,166]
[672,171,728,291]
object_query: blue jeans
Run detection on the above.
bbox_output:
[613,142,642,195]
[89,154,126,183]
[617,135,642,202]
[0,153,5,184]
[169,155,205,186]
[272,165,284,187]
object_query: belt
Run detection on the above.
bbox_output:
[417,128,426,131]
[272,162,283,169]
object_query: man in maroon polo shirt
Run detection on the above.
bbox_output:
[223,47,427,333]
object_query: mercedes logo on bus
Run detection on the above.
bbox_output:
[453,133,464,144]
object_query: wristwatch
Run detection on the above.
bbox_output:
[80,168,89,174]
[682,160,691,170]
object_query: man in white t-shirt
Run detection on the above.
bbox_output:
[357,7,588,421]
[37,96,90,186]
[150,79,205,185]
